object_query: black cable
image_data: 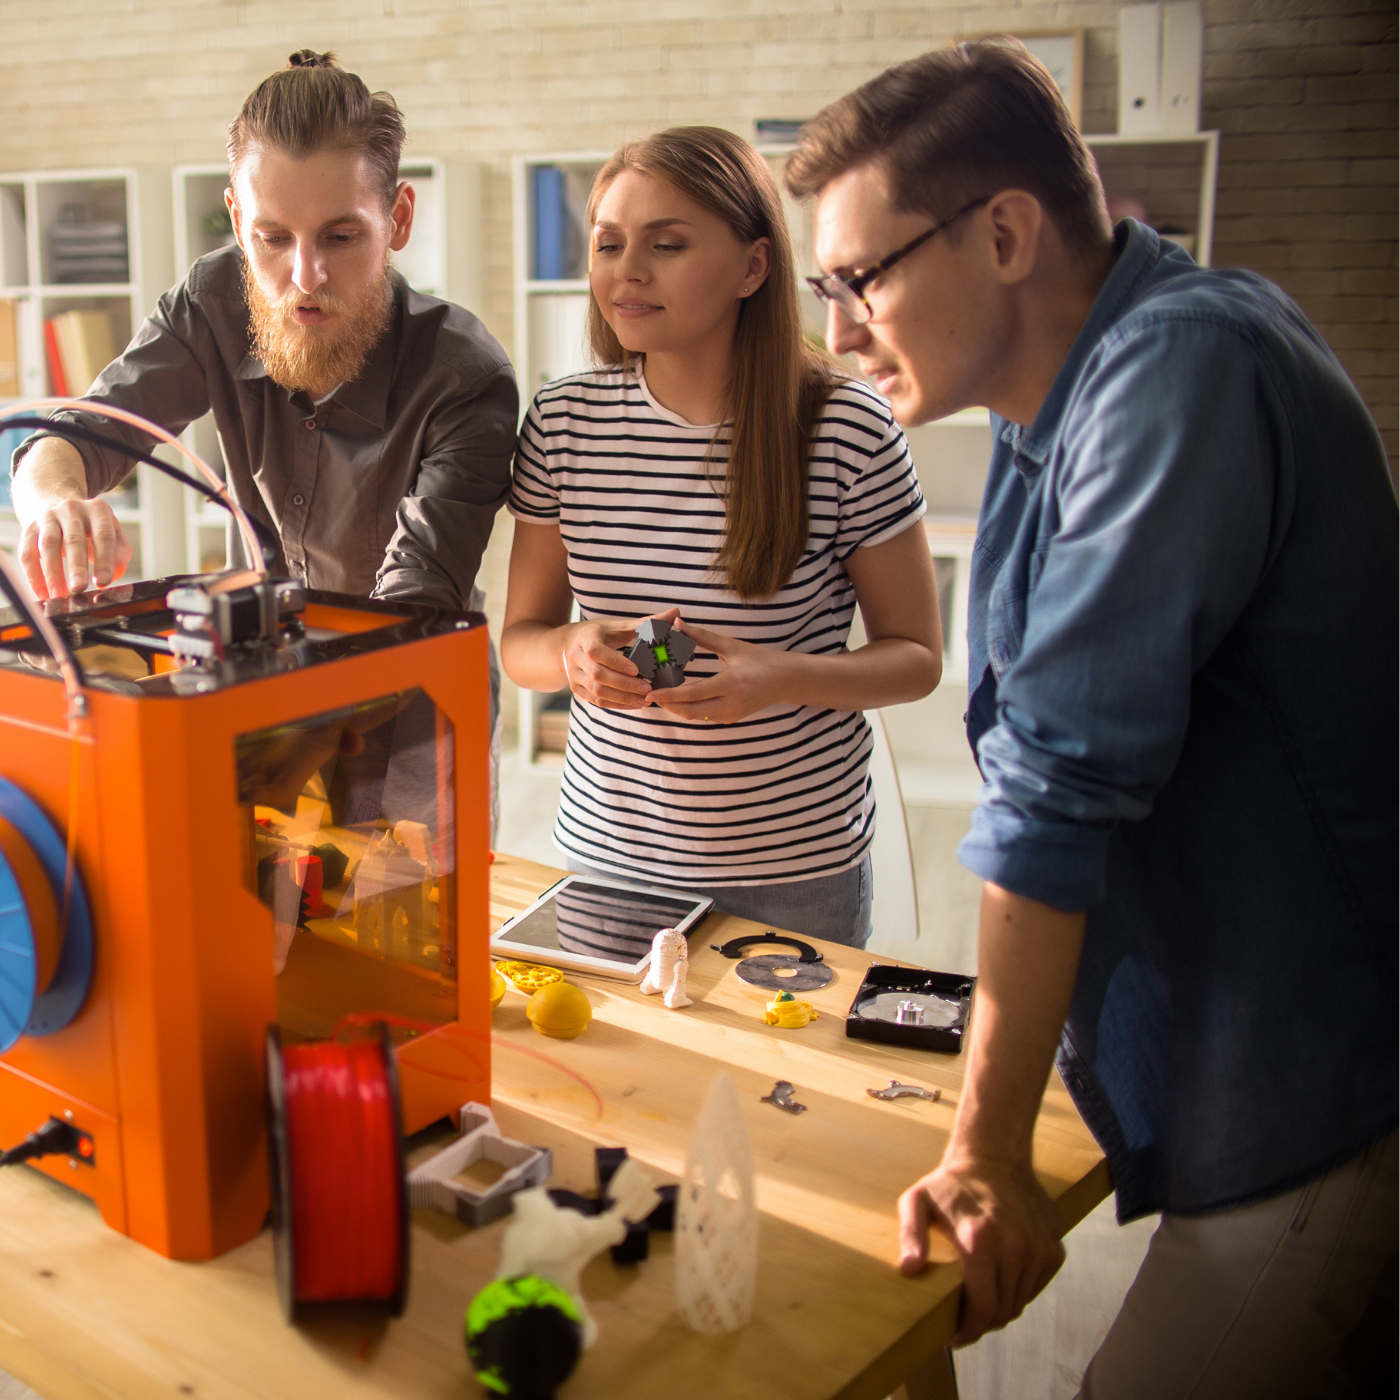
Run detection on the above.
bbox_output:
[0,567,85,686]
[5,416,280,566]
[0,1116,92,1167]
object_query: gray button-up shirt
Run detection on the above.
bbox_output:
[21,245,517,609]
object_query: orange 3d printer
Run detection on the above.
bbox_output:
[0,401,492,1277]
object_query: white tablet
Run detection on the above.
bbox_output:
[491,875,715,982]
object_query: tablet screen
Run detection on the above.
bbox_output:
[498,879,705,968]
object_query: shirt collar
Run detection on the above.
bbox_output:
[232,273,403,429]
[999,218,1162,470]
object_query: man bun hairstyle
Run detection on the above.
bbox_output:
[786,39,1111,258]
[227,50,406,210]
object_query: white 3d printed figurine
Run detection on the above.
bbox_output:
[676,1071,758,1333]
[495,1158,660,1348]
[640,926,692,1009]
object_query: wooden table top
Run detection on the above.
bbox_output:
[0,853,1109,1400]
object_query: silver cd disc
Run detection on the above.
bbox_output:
[735,954,835,993]
[857,991,963,1028]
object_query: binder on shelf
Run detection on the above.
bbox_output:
[0,298,17,397]
[42,308,118,397]
[50,309,117,395]
[1,188,25,288]
[530,163,592,281]
[532,164,567,281]
[1119,3,1162,135]
[1161,2,1203,134]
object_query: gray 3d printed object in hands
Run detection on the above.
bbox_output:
[626,618,697,690]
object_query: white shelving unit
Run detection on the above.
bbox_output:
[172,162,235,574]
[0,166,183,576]
[1086,129,1220,266]
[172,156,479,574]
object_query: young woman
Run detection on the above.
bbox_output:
[501,126,941,947]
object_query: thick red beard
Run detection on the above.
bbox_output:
[243,256,392,397]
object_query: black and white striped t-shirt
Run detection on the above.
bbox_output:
[507,366,925,886]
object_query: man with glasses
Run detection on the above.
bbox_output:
[11,51,515,622]
[790,38,1396,1399]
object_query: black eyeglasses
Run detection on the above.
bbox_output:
[806,196,990,325]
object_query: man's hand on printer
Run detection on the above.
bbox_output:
[12,437,133,599]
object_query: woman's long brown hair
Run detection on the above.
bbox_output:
[584,126,836,601]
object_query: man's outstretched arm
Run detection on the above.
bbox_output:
[897,882,1086,1347]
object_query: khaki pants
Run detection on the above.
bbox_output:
[1077,1130,1397,1400]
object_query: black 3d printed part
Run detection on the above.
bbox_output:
[709,931,824,963]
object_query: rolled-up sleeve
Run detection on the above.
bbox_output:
[958,317,1286,910]
[13,284,212,496]
[374,360,519,610]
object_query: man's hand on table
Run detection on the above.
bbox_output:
[895,881,1087,1348]
[898,1153,1066,1347]
[12,436,131,599]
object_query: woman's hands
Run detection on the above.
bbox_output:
[530,595,792,722]
[502,519,942,720]
[648,620,793,723]
[558,609,668,711]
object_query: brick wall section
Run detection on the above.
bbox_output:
[1204,0,1397,462]
[0,0,1392,457]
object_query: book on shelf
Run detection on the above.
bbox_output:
[45,308,118,397]
[531,165,591,281]
[43,317,68,397]
[0,298,17,397]
[0,426,32,505]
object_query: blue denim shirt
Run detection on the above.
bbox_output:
[958,220,1398,1221]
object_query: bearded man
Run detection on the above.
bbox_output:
[10,50,516,621]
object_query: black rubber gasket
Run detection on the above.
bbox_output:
[708,931,824,963]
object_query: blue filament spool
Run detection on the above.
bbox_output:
[0,778,94,1051]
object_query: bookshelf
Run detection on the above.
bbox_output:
[172,156,477,573]
[0,166,185,577]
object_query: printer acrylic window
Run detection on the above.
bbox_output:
[235,688,457,1041]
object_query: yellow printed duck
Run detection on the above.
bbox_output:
[762,990,819,1029]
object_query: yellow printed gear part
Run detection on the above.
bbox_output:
[526,981,592,1040]
[489,968,507,1010]
[496,960,564,993]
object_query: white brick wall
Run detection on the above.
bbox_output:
[0,0,1389,456]
[1,0,1392,713]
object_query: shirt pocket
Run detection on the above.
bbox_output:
[1027,540,1052,596]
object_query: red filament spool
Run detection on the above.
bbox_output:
[264,1025,410,1321]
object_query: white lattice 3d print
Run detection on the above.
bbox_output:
[675,1070,758,1333]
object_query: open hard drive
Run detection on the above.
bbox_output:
[845,965,976,1053]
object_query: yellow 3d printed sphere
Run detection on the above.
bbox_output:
[489,968,507,1010]
[527,981,592,1040]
